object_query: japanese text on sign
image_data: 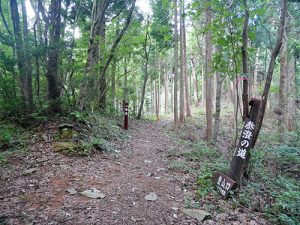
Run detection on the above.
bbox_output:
[235,121,255,160]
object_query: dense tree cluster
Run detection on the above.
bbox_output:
[0,0,299,142]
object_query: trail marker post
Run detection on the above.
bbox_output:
[213,98,261,198]
[123,102,129,130]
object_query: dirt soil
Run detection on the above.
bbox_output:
[0,120,269,225]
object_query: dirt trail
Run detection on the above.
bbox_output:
[0,120,198,225]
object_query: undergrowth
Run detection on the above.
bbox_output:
[0,122,28,166]
[179,126,299,225]
[62,111,127,156]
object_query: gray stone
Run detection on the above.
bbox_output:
[145,192,158,201]
[66,188,77,195]
[22,168,38,176]
[182,209,210,222]
[80,188,106,199]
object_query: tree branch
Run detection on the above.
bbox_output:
[0,0,13,38]
[97,0,136,89]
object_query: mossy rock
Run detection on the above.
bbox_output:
[58,124,74,141]
[53,142,78,153]
[53,141,90,156]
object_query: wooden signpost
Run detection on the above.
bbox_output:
[213,98,261,198]
[123,102,129,130]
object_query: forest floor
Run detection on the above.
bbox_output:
[0,113,278,225]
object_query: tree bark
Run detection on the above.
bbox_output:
[21,0,33,107]
[201,64,205,106]
[10,0,28,107]
[98,19,106,110]
[78,0,109,110]
[155,77,159,120]
[123,57,128,103]
[182,3,191,117]
[253,47,259,97]
[252,0,288,146]
[212,73,223,143]
[157,57,161,119]
[137,18,150,119]
[97,1,136,108]
[191,58,199,106]
[242,0,249,120]
[111,57,117,110]
[205,0,213,141]
[46,0,62,113]
[171,75,174,113]
[179,0,185,123]
[173,0,179,127]
[278,33,287,139]
[164,65,168,113]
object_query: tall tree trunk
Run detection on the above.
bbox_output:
[278,33,287,139]
[164,65,168,113]
[137,19,150,119]
[212,73,223,143]
[179,0,185,123]
[205,0,213,141]
[111,57,117,110]
[157,57,161,118]
[98,19,106,110]
[286,58,295,131]
[293,55,299,138]
[183,3,191,117]
[242,0,249,120]
[173,0,179,126]
[137,61,148,119]
[155,78,159,120]
[171,76,174,113]
[137,36,152,119]
[97,1,136,109]
[78,0,109,110]
[253,47,259,97]
[123,57,128,103]
[191,58,199,106]
[111,21,120,111]
[10,0,28,107]
[252,0,288,147]
[46,0,62,113]
[21,0,33,107]
[33,18,40,100]
[201,64,205,106]
[151,79,155,113]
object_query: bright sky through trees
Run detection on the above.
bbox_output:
[136,0,151,14]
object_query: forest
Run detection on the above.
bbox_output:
[0,0,299,224]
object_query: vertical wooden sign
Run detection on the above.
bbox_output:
[124,102,129,130]
[213,98,261,198]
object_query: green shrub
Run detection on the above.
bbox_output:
[266,177,300,225]
[0,128,12,149]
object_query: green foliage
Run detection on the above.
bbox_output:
[179,141,228,198]
[0,122,28,166]
[0,127,12,150]
[69,111,88,123]
[150,0,173,52]
[168,161,194,174]
[233,145,300,225]
[266,177,300,225]
[91,138,116,153]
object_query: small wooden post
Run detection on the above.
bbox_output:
[213,98,261,198]
[124,102,129,130]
